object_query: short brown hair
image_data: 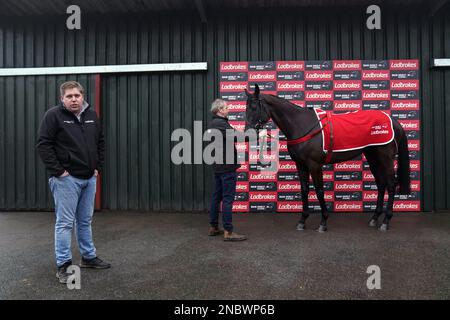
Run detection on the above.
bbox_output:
[60,81,84,96]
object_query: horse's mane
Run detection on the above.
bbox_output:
[264,94,314,112]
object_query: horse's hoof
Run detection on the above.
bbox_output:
[296,223,306,231]
[369,219,378,227]
[317,225,327,233]
[379,224,389,231]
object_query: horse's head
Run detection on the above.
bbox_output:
[245,84,271,131]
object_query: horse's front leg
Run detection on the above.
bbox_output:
[296,164,310,231]
[310,166,329,232]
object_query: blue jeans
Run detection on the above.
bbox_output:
[209,171,237,232]
[49,175,97,267]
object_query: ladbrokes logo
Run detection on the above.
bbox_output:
[277,61,304,71]
[249,193,277,201]
[334,202,363,211]
[363,172,375,181]
[220,82,247,92]
[398,120,420,130]
[305,91,333,100]
[363,192,388,201]
[408,140,420,151]
[236,183,249,192]
[278,182,301,191]
[249,153,278,161]
[334,81,361,90]
[362,91,390,100]
[305,71,333,80]
[277,202,302,211]
[391,100,419,110]
[227,102,247,112]
[409,161,420,170]
[362,70,390,80]
[278,162,297,172]
[334,101,361,110]
[410,182,420,191]
[233,202,249,211]
[220,62,248,72]
[277,81,305,91]
[335,182,362,191]
[308,192,333,201]
[390,80,419,90]
[248,71,276,81]
[249,172,277,181]
[333,60,362,70]
[334,162,362,171]
[390,60,419,70]
[394,202,420,211]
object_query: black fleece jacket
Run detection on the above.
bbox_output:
[207,114,242,174]
[36,102,105,179]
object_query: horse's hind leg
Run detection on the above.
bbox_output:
[366,145,397,231]
[364,149,386,227]
[380,163,396,231]
[296,163,310,231]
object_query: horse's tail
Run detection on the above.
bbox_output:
[395,120,411,195]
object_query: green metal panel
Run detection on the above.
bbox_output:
[0,6,449,211]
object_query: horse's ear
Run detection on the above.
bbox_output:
[254,83,260,97]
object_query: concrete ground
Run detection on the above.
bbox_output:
[0,211,449,300]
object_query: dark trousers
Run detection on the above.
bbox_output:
[209,171,237,232]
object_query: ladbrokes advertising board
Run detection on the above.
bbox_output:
[219,60,420,213]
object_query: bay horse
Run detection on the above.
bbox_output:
[245,84,410,232]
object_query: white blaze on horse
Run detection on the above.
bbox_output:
[245,84,410,232]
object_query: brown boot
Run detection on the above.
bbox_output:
[224,231,247,241]
[208,226,224,236]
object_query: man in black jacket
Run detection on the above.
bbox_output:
[37,81,110,284]
[207,99,266,241]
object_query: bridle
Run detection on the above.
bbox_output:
[253,98,270,131]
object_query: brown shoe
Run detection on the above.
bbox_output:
[208,226,224,236]
[224,231,247,241]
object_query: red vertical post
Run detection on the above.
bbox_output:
[95,74,102,211]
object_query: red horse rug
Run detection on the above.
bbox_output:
[314,109,394,153]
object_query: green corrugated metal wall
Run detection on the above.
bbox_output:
[0,6,449,211]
